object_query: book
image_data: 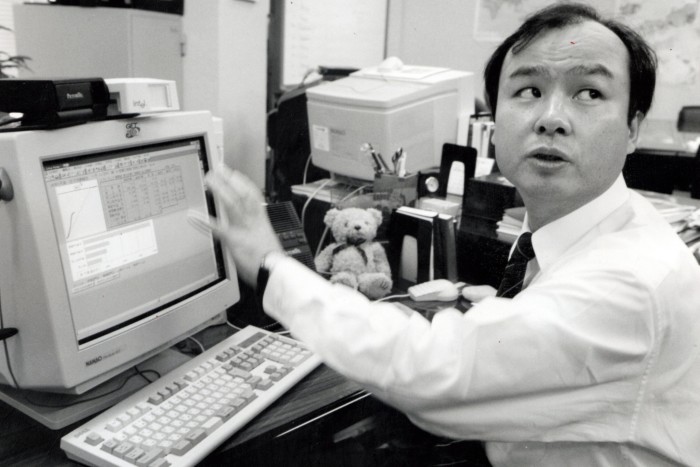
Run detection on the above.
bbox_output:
[495,193,699,244]
[496,206,525,244]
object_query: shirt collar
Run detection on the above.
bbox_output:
[523,175,630,271]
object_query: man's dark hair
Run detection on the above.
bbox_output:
[483,3,657,124]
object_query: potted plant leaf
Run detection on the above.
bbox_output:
[1,24,31,126]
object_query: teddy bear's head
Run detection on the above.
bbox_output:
[323,207,383,246]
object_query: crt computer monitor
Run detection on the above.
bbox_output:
[0,111,240,411]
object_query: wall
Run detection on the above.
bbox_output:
[183,0,270,188]
[386,0,700,121]
[386,0,494,106]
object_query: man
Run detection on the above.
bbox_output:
[201,3,700,466]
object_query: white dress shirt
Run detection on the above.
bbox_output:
[262,176,700,466]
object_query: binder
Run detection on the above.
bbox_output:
[388,207,457,288]
[433,213,458,282]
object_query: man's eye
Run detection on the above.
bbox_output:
[575,89,602,100]
[516,87,541,98]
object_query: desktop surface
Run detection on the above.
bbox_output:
[0,323,363,466]
[0,312,491,466]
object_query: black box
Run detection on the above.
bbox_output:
[0,78,110,127]
[48,0,184,15]
[462,173,524,222]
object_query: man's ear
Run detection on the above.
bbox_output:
[626,111,644,154]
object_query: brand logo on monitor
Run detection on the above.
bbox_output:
[126,122,141,138]
[65,92,84,100]
[85,356,102,366]
[85,348,121,367]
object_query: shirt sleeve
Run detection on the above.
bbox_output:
[262,255,657,443]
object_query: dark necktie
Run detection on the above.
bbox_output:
[496,232,535,298]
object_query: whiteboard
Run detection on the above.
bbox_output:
[281,0,388,87]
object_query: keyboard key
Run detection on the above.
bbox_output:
[135,448,165,467]
[113,441,135,459]
[100,438,119,454]
[124,447,145,464]
[170,439,192,456]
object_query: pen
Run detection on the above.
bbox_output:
[397,149,407,177]
[362,143,385,175]
[392,147,403,174]
[366,151,383,174]
[376,152,391,173]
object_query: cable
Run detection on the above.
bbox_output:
[2,338,20,390]
[226,319,242,331]
[187,336,206,354]
[0,283,21,390]
[315,225,331,259]
[302,153,313,185]
[374,293,410,302]
[134,366,160,384]
[295,67,320,91]
[301,177,334,227]
[23,366,160,409]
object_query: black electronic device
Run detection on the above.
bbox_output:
[0,78,110,128]
[227,201,314,330]
[48,0,184,15]
[418,144,477,199]
[462,173,524,223]
[267,201,316,271]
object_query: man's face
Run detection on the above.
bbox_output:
[492,20,640,227]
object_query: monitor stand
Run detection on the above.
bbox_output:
[0,347,190,430]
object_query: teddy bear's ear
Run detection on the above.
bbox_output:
[323,208,340,227]
[367,208,382,225]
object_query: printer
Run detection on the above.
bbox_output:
[306,59,475,181]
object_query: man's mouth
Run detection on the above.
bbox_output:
[526,148,569,164]
[532,153,565,162]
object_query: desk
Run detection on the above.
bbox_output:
[0,323,363,466]
[0,320,490,466]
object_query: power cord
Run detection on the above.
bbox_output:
[0,290,21,390]
[23,366,161,409]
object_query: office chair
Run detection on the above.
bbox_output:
[622,150,676,195]
[690,144,700,199]
[678,106,700,199]
[677,106,700,133]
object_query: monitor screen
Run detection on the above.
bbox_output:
[0,111,239,412]
[42,137,226,346]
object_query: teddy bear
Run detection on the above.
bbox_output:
[315,207,393,299]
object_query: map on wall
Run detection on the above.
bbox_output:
[474,0,613,41]
[474,0,700,87]
[618,0,700,86]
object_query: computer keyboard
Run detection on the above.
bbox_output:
[61,325,321,467]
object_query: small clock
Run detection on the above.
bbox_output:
[424,175,440,194]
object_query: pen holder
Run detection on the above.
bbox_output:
[373,172,418,207]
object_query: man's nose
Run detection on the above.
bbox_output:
[534,94,572,136]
